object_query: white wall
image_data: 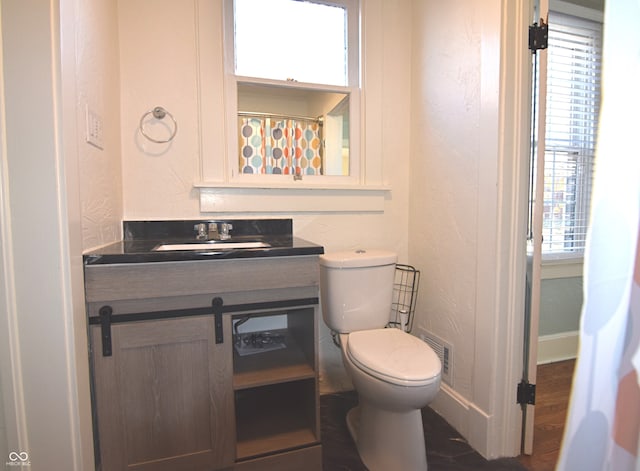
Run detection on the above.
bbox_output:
[75,0,123,250]
[118,0,202,218]
[409,0,531,458]
[410,0,484,398]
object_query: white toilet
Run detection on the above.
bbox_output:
[319,250,442,471]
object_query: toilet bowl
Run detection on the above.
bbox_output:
[340,329,441,471]
[319,250,442,471]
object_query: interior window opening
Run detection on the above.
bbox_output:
[227,0,359,182]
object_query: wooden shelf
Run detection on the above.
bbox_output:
[231,308,319,465]
[237,428,318,460]
[235,380,318,460]
[233,330,315,390]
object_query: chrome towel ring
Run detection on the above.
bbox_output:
[139,106,177,143]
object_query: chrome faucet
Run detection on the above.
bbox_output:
[217,222,233,240]
[194,223,208,240]
[194,222,233,240]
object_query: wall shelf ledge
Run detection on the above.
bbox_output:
[195,183,390,213]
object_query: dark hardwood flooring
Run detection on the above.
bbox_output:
[321,392,527,470]
[320,360,575,471]
[518,359,576,471]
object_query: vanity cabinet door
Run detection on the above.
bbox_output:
[90,314,234,471]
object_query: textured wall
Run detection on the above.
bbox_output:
[76,0,123,251]
[408,2,529,456]
[409,0,485,402]
[118,0,201,219]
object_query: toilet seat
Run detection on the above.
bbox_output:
[346,328,441,387]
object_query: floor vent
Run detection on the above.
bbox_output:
[417,329,453,387]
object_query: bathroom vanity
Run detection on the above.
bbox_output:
[84,220,324,471]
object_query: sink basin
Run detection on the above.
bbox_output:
[153,241,271,251]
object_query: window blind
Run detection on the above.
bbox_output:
[541,11,602,255]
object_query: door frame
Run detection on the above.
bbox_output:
[522,0,549,454]
[478,0,538,458]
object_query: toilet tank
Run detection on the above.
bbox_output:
[319,250,397,333]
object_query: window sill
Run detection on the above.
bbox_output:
[194,182,390,213]
[540,256,584,279]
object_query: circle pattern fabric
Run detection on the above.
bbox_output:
[239,117,323,176]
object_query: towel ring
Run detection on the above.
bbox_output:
[139,106,177,143]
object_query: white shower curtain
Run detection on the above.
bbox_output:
[556,0,640,469]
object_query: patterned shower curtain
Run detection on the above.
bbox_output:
[239,117,323,176]
[556,0,640,469]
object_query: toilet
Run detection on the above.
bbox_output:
[319,250,441,471]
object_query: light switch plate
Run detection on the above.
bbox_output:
[86,105,104,150]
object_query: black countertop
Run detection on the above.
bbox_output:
[83,219,324,265]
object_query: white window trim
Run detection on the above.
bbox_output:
[194,0,388,212]
[224,0,360,187]
[225,81,362,188]
[541,256,584,279]
[550,0,603,23]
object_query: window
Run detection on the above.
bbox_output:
[540,10,602,256]
[234,0,349,86]
[224,0,360,183]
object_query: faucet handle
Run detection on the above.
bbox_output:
[194,223,208,240]
[219,222,233,240]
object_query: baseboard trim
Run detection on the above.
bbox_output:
[430,384,494,458]
[430,383,469,435]
[537,330,579,364]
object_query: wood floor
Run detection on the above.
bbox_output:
[518,359,576,471]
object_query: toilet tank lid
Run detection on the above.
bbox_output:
[319,250,397,268]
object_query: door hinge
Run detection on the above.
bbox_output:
[529,18,548,52]
[517,380,536,405]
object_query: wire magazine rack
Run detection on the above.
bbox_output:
[389,264,420,332]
